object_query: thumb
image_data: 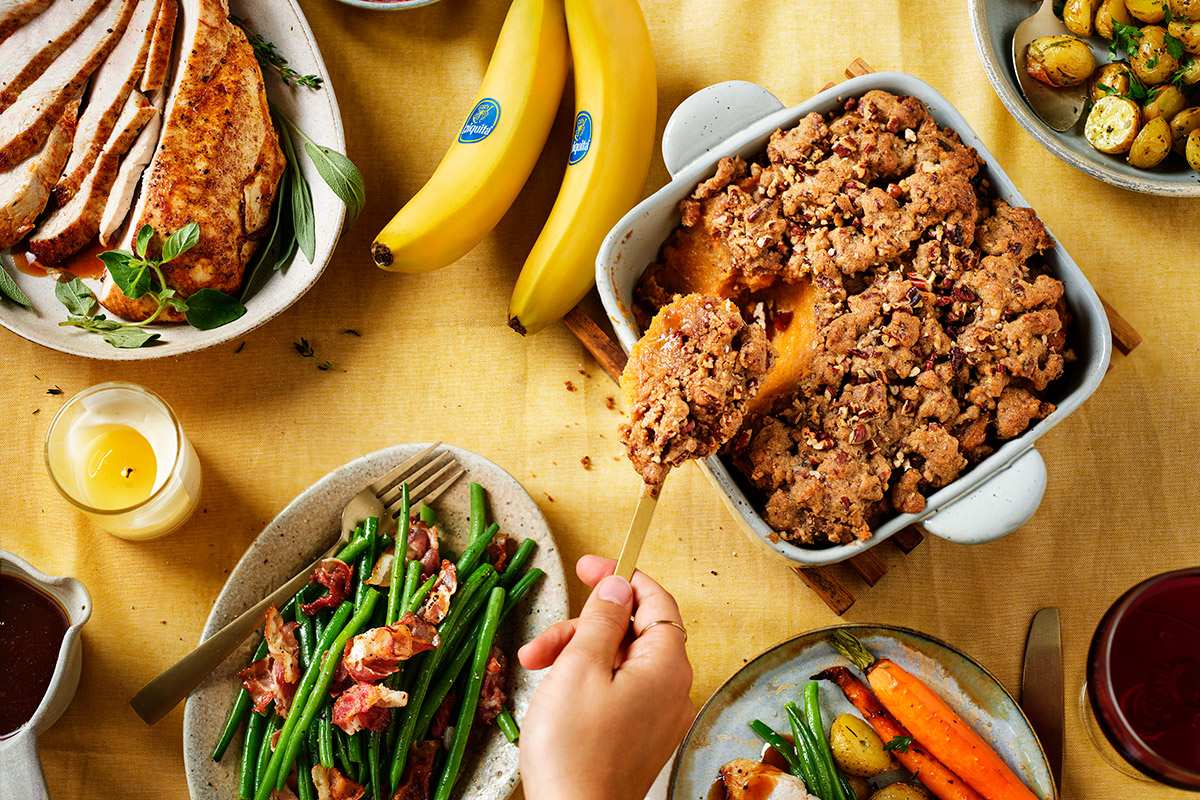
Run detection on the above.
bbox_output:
[562,574,633,668]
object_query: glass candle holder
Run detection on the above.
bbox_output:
[45,382,201,540]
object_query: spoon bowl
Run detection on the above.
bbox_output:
[1012,0,1089,132]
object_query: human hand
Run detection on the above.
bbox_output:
[518,555,695,800]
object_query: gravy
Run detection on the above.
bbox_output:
[0,574,70,737]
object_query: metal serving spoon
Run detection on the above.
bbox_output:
[1012,0,1089,131]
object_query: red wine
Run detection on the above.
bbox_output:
[1088,568,1200,789]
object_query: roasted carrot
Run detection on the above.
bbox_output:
[814,666,986,800]
[831,631,1040,800]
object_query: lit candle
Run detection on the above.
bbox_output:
[45,382,202,540]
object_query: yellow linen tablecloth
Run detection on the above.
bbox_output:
[3,0,1198,797]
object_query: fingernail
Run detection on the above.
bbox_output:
[597,575,631,606]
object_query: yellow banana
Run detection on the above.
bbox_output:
[507,0,656,335]
[371,0,569,272]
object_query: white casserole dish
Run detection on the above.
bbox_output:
[596,73,1112,566]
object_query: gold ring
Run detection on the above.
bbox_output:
[637,619,687,643]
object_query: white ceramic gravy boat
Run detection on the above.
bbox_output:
[0,551,91,800]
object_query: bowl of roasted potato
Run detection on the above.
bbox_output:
[970,0,1200,195]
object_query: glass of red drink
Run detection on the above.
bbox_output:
[1085,567,1200,789]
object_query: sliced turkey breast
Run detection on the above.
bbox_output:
[98,86,161,245]
[51,0,161,207]
[29,90,153,262]
[100,0,284,321]
[0,97,76,250]
[0,0,136,171]
[720,760,820,800]
[0,0,54,42]
[140,0,173,91]
[0,0,109,113]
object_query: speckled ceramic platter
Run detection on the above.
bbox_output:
[0,0,346,358]
[969,0,1200,196]
[182,444,568,800]
[669,624,1057,800]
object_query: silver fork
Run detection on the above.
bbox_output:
[130,443,464,724]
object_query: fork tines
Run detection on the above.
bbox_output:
[372,443,465,519]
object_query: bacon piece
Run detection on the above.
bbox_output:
[365,547,397,588]
[311,765,365,800]
[485,530,511,573]
[390,740,439,800]
[271,787,299,800]
[270,659,299,718]
[302,558,354,615]
[238,657,275,714]
[405,520,439,579]
[265,605,301,684]
[332,681,408,735]
[418,561,457,625]
[342,613,440,683]
[476,646,509,725]
[429,690,456,743]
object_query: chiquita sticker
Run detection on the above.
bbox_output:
[568,111,593,165]
[458,98,501,143]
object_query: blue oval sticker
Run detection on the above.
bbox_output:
[458,98,501,144]
[568,111,593,165]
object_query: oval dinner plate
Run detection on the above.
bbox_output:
[670,624,1057,800]
[182,444,569,800]
[0,0,346,359]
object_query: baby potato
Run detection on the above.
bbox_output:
[1096,0,1134,39]
[1170,0,1200,20]
[1178,55,1200,83]
[845,776,873,800]
[829,714,893,777]
[1086,95,1142,152]
[1126,0,1166,22]
[1132,26,1181,84]
[1171,106,1200,152]
[1187,128,1200,171]
[1065,0,1102,35]
[1091,61,1133,101]
[1169,20,1200,54]
[1144,84,1187,119]
[1026,36,1098,86]
[868,785,933,800]
[1127,116,1173,167]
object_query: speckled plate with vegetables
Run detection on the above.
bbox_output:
[970,0,1200,195]
[669,624,1057,800]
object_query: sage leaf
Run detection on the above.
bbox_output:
[291,157,316,263]
[303,142,365,228]
[162,222,200,264]
[102,326,160,348]
[185,288,247,330]
[100,251,152,299]
[55,278,97,317]
[0,255,31,307]
[135,224,153,258]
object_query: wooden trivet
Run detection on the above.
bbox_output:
[565,59,1143,616]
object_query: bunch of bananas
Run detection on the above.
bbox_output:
[371,0,656,336]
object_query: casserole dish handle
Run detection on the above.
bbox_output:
[662,81,785,178]
[921,447,1047,544]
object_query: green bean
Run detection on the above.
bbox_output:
[239,709,268,799]
[355,527,379,612]
[295,605,316,670]
[748,719,802,775]
[386,484,412,624]
[433,587,506,800]
[296,742,317,800]
[468,483,486,543]
[251,601,355,800]
[255,715,282,797]
[501,568,544,618]
[496,709,519,743]
[335,728,354,779]
[399,560,421,616]
[404,573,438,616]
[335,535,371,563]
[456,521,499,578]
[388,566,498,788]
[786,702,830,799]
[801,683,851,800]
[498,538,536,587]
[419,504,435,525]
[214,637,269,762]
[267,592,381,797]
[318,705,334,769]
[348,729,362,764]
[368,731,384,800]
